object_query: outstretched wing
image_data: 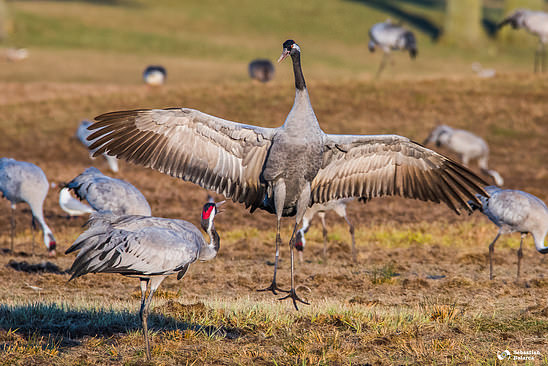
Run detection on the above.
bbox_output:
[88,108,276,210]
[311,134,488,213]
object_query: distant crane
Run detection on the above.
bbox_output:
[294,198,356,263]
[0,158,56,256]
[423,125,504,186]
[368,19,418,78]
[5,48,29,62]
[471,62,496,79]
[498,9,548,72]
[67,167,151,216]
[470,186,548,280]
[59,187,94,218]
[65,200,223,360]
[77,120,120,173]
[248,59,275,83]
[143,65,167,86]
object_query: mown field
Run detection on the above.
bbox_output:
[1,1,548,365]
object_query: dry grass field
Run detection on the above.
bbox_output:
[1,0,548,365]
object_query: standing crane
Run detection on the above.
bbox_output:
[65,200,223,360]
[294,198,356,263]
[0,158,56,256]
[59,187,95,218]
[470,186,548,280]
[498,9,548,73]
[67,167,151,216]
[86,39,487,310]
[423,125,504,186]
[77,120,120,173]
[368,20,418,78]
[248,59,275,83]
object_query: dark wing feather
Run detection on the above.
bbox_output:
[311,134,488,213]
[89,108,276,210]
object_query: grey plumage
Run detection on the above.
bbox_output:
[423,125,504,186]
[368,20,417,78]
[66,201,221,360]
[59,187,95,217]
[470,186,548,280]
[248,59,275,83]
[499,9,548,72]
[86,39,487,309]
[67,167,151,216]
[0,158,56,255]
[77,120,119,173]
[295,198,356,263]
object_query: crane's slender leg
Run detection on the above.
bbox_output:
[10,204,16,252]
[542,42,546,73]
[139,276,164,361]
[516,233,525,280]
[488,232,501,280]
[30,216,36,257]
[375,52,390,79]
[318,212,328,261]
[258,181,288,294]
[279,184,311,310]
[344,215,356,263]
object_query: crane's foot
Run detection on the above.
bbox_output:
[257,280,288,295]
[278,288,310,311]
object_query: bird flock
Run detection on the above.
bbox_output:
[2,8,548,360]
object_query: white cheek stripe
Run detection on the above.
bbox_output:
[293,44,301,52]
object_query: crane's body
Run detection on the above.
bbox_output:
[423,125,503,186]
[77,120,119,173]
[87,40,487,310]
[471,186,548,280]
[295,198,356,263]
[368,20,417,78]
[0,158,56,255]
[59,187,95,217]
[499,9,548,72]
[66,201,221,360]
[67,167,151,216]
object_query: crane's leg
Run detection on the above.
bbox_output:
[278,184,311,310]
[258,181,288,294]
[10,204,16,253]
[318,212,328,261]
[542,43,546,73]
[375,53,390,79]
[140,276,164,361]
[30,216,36,257]
[488,232,501,280]
[516,234,525,280]
[344,215,357,263]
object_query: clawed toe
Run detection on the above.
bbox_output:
[278,288,310,311]
[257,281,289,295]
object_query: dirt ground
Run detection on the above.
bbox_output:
[0,74,547,365]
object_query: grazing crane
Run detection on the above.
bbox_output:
[423,125,504,186]
[77,120,120,173]
[368,20,417,78]
[143,65,167,86]
[471,62,496,79]
[86,39,487,310]
[248,59,275,83]
[294,198,356,263]
[67,167,151,216]
[0,158,56,256]
[59,187,95,218]
[470,186,548,280]
[498,9,548,73]
[65,200,223,360]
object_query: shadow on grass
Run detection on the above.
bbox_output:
[7,260,67,274]
[0,303,240,349]
[346,0,442,40]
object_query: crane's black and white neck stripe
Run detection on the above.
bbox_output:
[280,40,306,91]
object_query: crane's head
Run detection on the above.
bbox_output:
[294,229,306,263]
[201,200,224,233]
[278,40,301,63]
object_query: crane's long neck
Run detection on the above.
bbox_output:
[199,224,220,261]
[291,51,306,91]
[30,203,54,247]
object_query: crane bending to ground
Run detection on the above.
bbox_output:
[423,125,504,186]
[86,39,487,310]
[470,186,548,280]
[499,9,548,73]
[66,200,222,360]
[368,20,417,78]
[77,120,120,173]
[0,158,56,256]
[59,187,95,218]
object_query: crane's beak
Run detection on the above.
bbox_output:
[278,49,290,63]
[215,200,226,214]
